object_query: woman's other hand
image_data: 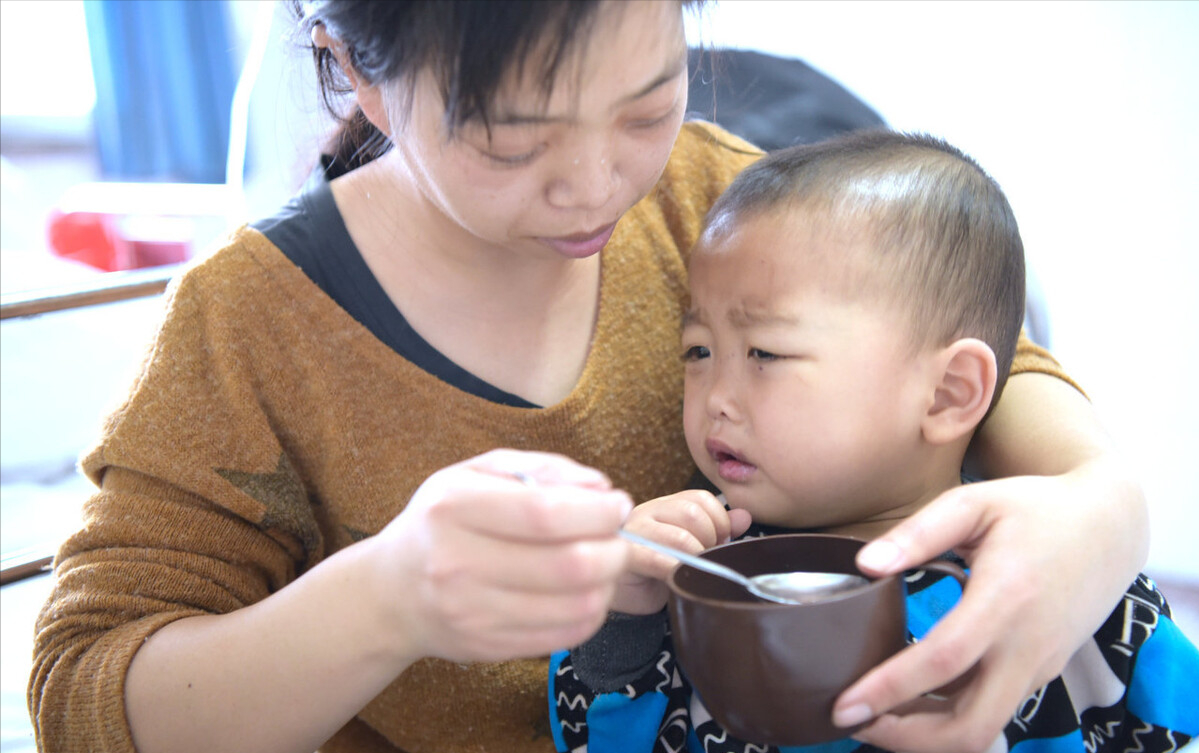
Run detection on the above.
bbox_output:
[367,449,634,665]
[611,490,752,615]
[833,458,1147,752]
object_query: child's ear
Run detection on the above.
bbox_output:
[922,338,998,446]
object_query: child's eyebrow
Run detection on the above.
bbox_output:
[683,307,802,329]
[681,308,705,328]
[729,307,802,329]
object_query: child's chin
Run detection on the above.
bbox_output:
[725,496,819,531]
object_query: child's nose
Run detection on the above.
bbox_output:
[705,363,742,422]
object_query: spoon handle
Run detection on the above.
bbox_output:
[618,530,751,587]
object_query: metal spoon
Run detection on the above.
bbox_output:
[619,530,868,605]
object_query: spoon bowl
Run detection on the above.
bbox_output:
[619,530,868,604]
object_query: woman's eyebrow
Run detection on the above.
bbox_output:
[490,51,688,126]
[611,51,688,110]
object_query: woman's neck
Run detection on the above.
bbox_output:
[329,154,604,407]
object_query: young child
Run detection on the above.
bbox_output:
[549,131,1198,753]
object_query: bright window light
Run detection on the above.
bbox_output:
[0,0,96,118]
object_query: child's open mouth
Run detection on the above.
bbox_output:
[707,440,757,483]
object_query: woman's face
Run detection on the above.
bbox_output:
[385,0,689,260]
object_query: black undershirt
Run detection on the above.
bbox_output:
[251,160,539,409]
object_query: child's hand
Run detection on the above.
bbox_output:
[611,490,752,615]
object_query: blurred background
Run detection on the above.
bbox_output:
[690,1,1199,581]
[1,1,1196,749]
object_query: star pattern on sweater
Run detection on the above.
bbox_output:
[530,714,553,742]
[216,452,320,555]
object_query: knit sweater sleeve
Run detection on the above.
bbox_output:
[29,238,321,752]
[1011,333,1085,394]
[651,120,764,267]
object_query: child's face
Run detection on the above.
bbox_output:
[682,210,935,531]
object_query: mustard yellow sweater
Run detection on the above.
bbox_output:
[29,122,1073,753]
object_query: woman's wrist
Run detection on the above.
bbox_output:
[349,533,430,673]
[1062,453,1150,570]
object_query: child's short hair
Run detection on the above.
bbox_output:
[701,130,1026,400]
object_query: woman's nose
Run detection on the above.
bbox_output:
[547,142,619,211]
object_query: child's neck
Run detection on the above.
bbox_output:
[814,461,966,541]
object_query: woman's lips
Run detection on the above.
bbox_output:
[706,439,756,483]
[538,222,617,258]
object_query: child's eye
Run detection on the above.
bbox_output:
[749,348,779,361]
[682,345,710,362]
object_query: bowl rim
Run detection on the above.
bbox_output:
[665,532,895,610]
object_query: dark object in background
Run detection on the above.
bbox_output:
[684,49,1051,348]
[687,48,887,151]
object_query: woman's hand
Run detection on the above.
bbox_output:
[366,449,634,664]
[832,457,1147,752]
[610,490,752,615]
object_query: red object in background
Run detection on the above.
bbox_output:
[46,210,193,272]
[46,211,118,271]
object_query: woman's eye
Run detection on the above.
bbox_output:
[483,148,541,166]
[682,345,710,362]
[749,348,779,362]
[628,111,674,130]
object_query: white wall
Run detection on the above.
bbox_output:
[231,0,336,219]
[11,1,1188,577]
[688,0,1199,580]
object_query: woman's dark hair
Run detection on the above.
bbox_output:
[291,1,693,172]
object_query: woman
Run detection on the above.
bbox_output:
[30,2,1147,752]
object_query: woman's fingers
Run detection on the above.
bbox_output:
[378,450,638,661]
[848,649,1040,753]
[420,451,633,542]
[838,473,1124,749]
[834,592,994,728]
[467,448,615,491]
[836,595,1048,753]
[855,484,989,577]
[423,532,630,595]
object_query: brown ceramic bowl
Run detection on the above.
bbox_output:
[666,533,965,746]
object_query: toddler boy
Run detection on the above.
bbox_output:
[550,131,1198,752]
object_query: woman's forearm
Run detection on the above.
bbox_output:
[968,371,1149,564]
[125,538,416,753]
[974,372,1116,473]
